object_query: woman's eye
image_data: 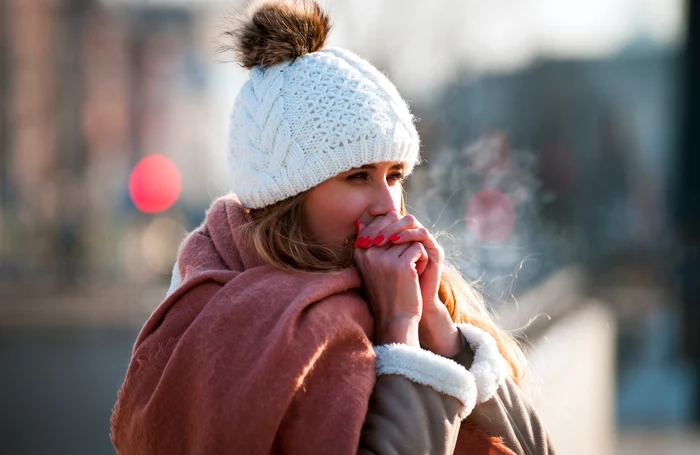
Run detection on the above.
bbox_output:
[348,172,369,181]
[389,173,405,183]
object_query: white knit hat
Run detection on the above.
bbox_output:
[226,1,421,209]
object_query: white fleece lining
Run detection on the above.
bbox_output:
[456,323,508,404]
[374,343,477,420]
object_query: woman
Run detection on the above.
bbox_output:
[111,1,555,454]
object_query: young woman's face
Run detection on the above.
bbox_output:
[302,161,406,262]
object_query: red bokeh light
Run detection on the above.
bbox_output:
[129,154,181,214]
[465,188,516,243]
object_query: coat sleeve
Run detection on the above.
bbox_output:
[451,326,557,455]
[358,344,478,455]
[464,377,556,455]
[269,291,478,455]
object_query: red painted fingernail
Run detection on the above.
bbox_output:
[354,237,364,247]
[361,237,372,248]
[372,235,384,245]
[389,235,401,242]
[356,219,361,234]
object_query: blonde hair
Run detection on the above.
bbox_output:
[239,190,526,385]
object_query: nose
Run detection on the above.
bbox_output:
[368,180,401,218]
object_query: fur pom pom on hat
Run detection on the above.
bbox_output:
[224,0,421,209]
[230,0,331,69]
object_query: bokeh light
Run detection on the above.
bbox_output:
[465,188,516,243]
[128,154,181,214]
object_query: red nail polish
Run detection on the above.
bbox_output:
[354,237,364,247]
[356,219,361,234]
[372,235,384,245]
[361,237,372,248]
[389,235,400,242]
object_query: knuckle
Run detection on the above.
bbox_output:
[385,211,400,223]
[436,247,445,261]
[403,214,417,225]
[401,258,414,269]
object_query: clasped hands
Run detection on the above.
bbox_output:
[353,211,461,358]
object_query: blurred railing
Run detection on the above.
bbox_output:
[507,267,616,455]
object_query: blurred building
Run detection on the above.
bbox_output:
[408,49,679,288]
[1,0,232,290]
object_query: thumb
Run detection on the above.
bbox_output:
[401,242,428,270]
[415,244,429,275]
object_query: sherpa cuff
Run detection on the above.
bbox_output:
[374,343,477,419]
[456,324,508,404]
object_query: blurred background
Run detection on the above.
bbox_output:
[0,0,698,453]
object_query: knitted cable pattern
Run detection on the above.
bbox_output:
[227,48,421,209]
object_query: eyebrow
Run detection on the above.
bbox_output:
[354,163,405,171]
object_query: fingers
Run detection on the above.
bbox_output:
[369,215,420,248]
[355,238,412,263]
[398,242,428,272]
[354,214,442,269]
[367,215,421,247]
[355,239,426,274]
[385,241,428,274]
[414,244,429,275]
[383,227,444,265]
[355,213,419,248]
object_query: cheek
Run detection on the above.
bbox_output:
[303,193,364,246]
[310,202,360,241]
